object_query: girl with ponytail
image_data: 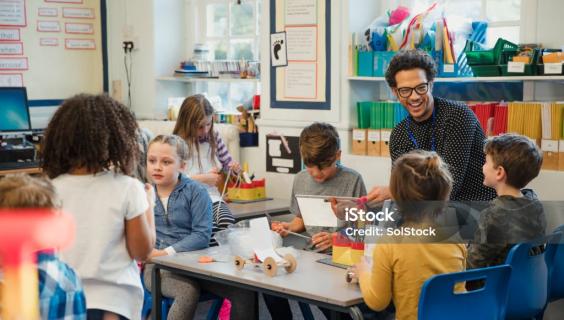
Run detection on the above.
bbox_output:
[353,150,467,320]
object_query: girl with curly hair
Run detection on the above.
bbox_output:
[41,94,156,320]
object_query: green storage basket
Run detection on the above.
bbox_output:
[470,65,501,77]
[500,48,539,76]
[465,38,519,66]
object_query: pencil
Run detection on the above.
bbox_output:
[286,231,312,241]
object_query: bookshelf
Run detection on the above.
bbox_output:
[348,76,564,82]
[156,76,260,83]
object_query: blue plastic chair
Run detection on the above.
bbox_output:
[547,226,564,302]
[418,265,512,320]
[504,232,562,320]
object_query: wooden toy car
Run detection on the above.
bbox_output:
[234,254,297,277]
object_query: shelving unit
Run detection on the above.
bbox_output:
[348,76,564,82]
[337,0,564,202]
[156,76,260,83]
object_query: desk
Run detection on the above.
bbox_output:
[227,198,290,221]
[0,167,41,176]
[151,248,364,320]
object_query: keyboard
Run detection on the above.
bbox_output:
[0,160,40,171]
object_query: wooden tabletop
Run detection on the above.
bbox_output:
[0,167,42,176]
[152,247,364,307]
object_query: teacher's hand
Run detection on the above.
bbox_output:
[366,186,391,203]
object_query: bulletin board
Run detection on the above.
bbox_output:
[0,0,107,106]
[269,0,331,110]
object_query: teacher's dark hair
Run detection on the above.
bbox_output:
[385,50,437,88]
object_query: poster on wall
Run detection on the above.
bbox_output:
[0,57,28,70]
[0,0,27,27]
[62,7,95,19]
[0,42,23,55]
[45,0,83,3]
[0,73,23,86]
[270,0,330,110]
[38,7,58,17]
[65,38,95,50]
[39,37,58,46]
[0,28,20,40]
[65,23,93,34]
[37,20,60,32]
[266,135,301,174]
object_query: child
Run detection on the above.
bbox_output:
[269,122,367,320]
[272,122,367,250]
[142,134,212,319]
[143,134,255,320]
[173,94,237,246]
[467,134,545,269]
[41,94,156,320]
[0,174,87,320]
[354,150,467,320]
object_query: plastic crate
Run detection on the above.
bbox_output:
[537,49,564,75]
[500,48,539,76]
[470,65,501,77]
[465,38,519,66]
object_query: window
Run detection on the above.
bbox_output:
[403,0,522,47]
[201,0,261,61]
[191,0,262,113]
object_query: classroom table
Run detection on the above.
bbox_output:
[151,247,365,320]
[226,198,290,221]
[0,167,41,176]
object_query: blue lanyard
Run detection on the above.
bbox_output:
[407,107,437,152]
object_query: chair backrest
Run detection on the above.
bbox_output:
[548,226,564,302]
[418,265,512,320]
[505,232,562,319]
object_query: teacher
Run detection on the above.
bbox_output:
[369,50,496,202]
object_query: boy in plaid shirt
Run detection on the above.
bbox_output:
[0,174,86,320]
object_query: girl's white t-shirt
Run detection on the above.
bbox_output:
[53,171,148,320]
[185,141,223,202]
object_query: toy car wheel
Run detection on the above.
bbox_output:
[263,257,277,277]
[284,254,297,273]
[234,256,246,270]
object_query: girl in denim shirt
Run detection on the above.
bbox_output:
[143,134,257,320]
[143,134,212,319]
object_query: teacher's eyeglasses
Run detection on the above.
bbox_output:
[396,83,429,98]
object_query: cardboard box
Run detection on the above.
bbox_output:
[380,129,392,157]
[352,129,367,155]
[366,129,381,156]
[541,140,559,171]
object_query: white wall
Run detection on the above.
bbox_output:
[107,0,187,119]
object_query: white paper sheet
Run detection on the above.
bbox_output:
[295,195,338,227]
[249,217,274,251]
[255,248,283,263]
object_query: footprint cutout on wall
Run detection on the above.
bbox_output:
[273,40,284,60]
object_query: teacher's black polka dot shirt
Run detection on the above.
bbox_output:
[390,96,496,201]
